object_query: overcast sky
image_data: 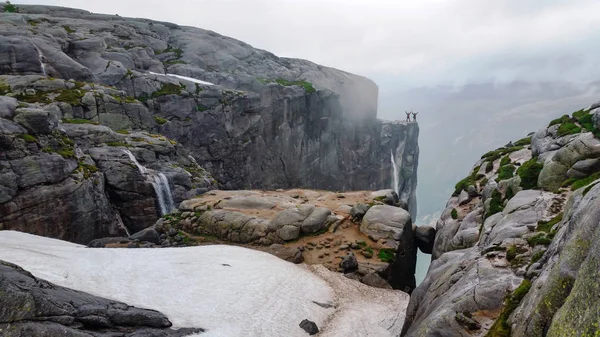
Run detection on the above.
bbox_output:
[16,0,600,89]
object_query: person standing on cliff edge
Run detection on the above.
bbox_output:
[405,110,411,122]
[411,111,419,122]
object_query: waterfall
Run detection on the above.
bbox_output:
[391,150,399,195]
[122,150,175,216]
[34,46,47,77]
[153,173,175,215]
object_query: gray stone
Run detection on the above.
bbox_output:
[301,207,332,234]
[339,253,358,272]
[415,225,436,254]
[361,205,412,241]
[299,319,319,335]
[350,203,370,221]
[0,260,203,336]
[276,225,300,241]
[361,272,392,289]
[129,227,160,244]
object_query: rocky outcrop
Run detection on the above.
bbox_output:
[0,260,203,336]
[0,76,215,243]
[0,5,419,216]
[401,104,600,336]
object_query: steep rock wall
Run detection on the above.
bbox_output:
[401,103,600,336]
[0,5,419,215]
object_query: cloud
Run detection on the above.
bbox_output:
[17,0,600,86]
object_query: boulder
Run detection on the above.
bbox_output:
[0,96,18,118]
[415,225,436,254]
[301,207,332,234]
[371,189,400,206]
[0,260,203,336]
[360,205,412,241]
[339,253,358,272]
[299,319,319,335]
[265,244,304,264]
[350,203,370,221]
[361,272,392,289]
[129,227,160,244]
[87,237,129,248]
[13,108,58,135]
[276,225,300,241]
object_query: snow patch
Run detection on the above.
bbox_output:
[148,71,214,85]
[0,231,408,337]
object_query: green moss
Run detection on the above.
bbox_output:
[274,78,316,93]
[55,89,85,106]
[506,245,527,261]
[106,141,131,147]
[19,134,38,142]
[573,109,595,131]
[571,172,600,191]
[486,190,504,218]
[500,156,511,167]
[0,82,10,95]
[514,137,532,146]
[454,166,481,195]
[14,91,50,104]
[481,146,524,163]
[112,95,137,104]
[116,129,130,135]
[151,83,183,98]
[530,250,545,265]
[517,158,543,190]
[485,279,532,337]
[56,148,74,159]
[62,25,75,33]
[549,114,571,127]
[62,118,99,125]
[527,233,553,246]
[196,105,209,112]
[557,122,582,137]
[155,46,183,58]
[77,162,98,179]
[505,186,516,201]
[154,116,168,125]
[497,164,515,181]
[583,183,598,196]
[537,212,563,233]
[378,248,396,263]
[486,161,494,173]
[480,177,489,186]
[451,208,458,220]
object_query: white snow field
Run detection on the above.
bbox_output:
[0,231,409,337]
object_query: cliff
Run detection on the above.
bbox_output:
[402,102,600,336]
[0,4,419,243]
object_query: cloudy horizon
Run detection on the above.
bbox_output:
[14,0,600,89]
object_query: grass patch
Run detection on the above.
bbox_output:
[56,148,74,159]
[485,279,531,337]
[151,83,184,98]
[62,25,75,33]
[19,134,37,142]
[480,177,489,186]
[500,156,511,167]
[513,137,532,146]
[275,79,316,93]
[517,158,543,189]
[486,161,494,173]
[62,118,99,125]
[583,182,598,196]
[451,208,458,220]
[481,146,524,163]
[0,82,10,95]
[155,46,183,58]
[14,91,50,104]
[557,122,581,137]
[154,116,168,125]
[378,248,395,263]
[549,114,571,127]
[530,250,545,265]
[454,166,481,195]
[505,186,516,201]
[55,89,85,106]
[116,129,130,135]
[77,162,98,179]
[506,245,527,261]
[497,164,515,181]
[569,172,600,191]
[537,213,563,233]
[106,141,131,147]
[486,190,504,218]
[527,233,553,246]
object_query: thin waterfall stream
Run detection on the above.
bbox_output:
[123,150,175,216]
[390,150,399,195]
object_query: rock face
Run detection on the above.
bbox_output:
[0,259,203,336]
[0,77,216,243]
[401,106,600,336]
[0,5,420,216]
